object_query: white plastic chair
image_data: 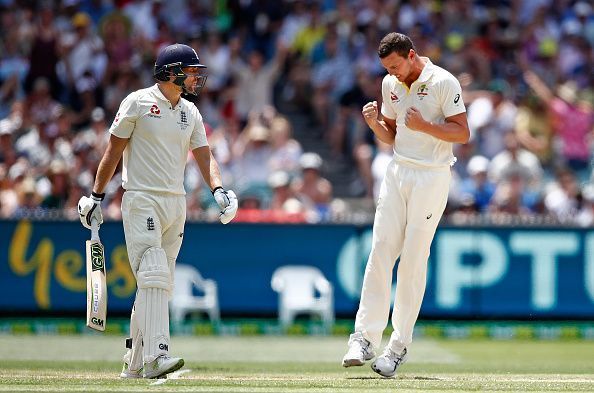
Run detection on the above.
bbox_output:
[170,264,220,324]
[271,265,334,328]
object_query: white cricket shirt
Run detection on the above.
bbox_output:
[381,58,465,168]
[109,84,209,195]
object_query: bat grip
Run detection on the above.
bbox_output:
[91,218,100,241]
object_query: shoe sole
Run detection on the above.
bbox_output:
[144,359,185,379]
[342,358,365,367]
[342,354,375,368]
[120,372,142,379]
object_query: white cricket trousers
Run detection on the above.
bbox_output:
[121,191,186,368]
[121,191,186,278]
[355,159,450,353]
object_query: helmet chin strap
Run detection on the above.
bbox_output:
[182,86,193,95]
[171,75,196,96]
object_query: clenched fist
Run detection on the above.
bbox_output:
[362,101,379,123]
[404,107,426,131]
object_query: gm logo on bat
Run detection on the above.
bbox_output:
[90,243,104,271]
[91,317,104,327]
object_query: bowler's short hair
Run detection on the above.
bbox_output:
[378,33,416,59]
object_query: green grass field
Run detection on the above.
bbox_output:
[1,335,593,392]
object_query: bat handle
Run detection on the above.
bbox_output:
[91,218,100,242]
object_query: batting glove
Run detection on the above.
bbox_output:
[212,187,238,224]
[78,192,104,229]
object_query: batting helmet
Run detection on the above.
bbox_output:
[154,44,207,95]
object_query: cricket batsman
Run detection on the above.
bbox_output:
[78,43,238,379]
[342,32,470,377]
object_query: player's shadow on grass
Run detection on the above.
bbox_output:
[346,376,443,381]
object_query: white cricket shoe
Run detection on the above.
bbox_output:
[119,363,142,379]
[371,347,408,377]
[143,355,184,379]
[342,332,375,367]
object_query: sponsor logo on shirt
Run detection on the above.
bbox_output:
[454,93,460,104]
[148,104,162,118]
[417,84,428,100]
[390,92,399,102]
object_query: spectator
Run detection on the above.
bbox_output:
[229,41,288,124]
[0,164,19,217]
[524,70,593,177]
[0,119,17,167]
[576,183,594,227]
[460,155,496,212]
[489,132,543,188]
[514,93,554,167]
[489,171,537,216]
[310,27,353,130]
[293,152,333,221]
[57,12,107,92]
[199,30,231,95]
[268,170,309,222]
[40,159,70,209]
[72,107,109,159]
[24,4,61,99]
[232,124,273,191]
[0,36,29,117]
[268,116,302,176]
[466,80,518,159]
[544,167,582,222]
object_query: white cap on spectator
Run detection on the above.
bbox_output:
[0,119,14,136]
[583,184,594,202]
[269,171,290,189]
[248,125,270,142]
[574,1,592,16]
[299,152,322,170]
[8,160,28,180]
[91,107,105,122]
[467,155,489,176]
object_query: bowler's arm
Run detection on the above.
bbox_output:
[93,134,128,194]
[368,116,397,145]
[192,146,223,191]
[416,112,470,144]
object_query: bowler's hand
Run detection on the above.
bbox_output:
[362,101,379,125]
[405,107,426,131]
[78,192,104,229]
[213,187,238,224]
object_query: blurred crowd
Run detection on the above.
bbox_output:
[0,0,592,225]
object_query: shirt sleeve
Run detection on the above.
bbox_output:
[109,92,139,138]
[190,106,209,150]
[440,75,466,118]
[380,75,397,120]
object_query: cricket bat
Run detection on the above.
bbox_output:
[86,219,107,331]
